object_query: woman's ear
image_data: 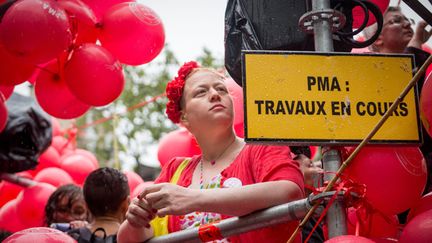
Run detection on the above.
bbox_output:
[180,112,189,127]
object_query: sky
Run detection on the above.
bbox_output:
[138,0,228,63]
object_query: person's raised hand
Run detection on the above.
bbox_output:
[69,220,89,229]
[409,20,432,48]
[141,183,200,217]
[125,197,156,228]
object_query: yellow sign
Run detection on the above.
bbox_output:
[243,51,421,145]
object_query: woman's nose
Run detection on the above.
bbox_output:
[209,88,221,101]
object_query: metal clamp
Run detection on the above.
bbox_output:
[299,9,346,33]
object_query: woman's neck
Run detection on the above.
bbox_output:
[195,130,238,162]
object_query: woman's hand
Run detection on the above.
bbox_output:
[141,183,200,217]
[125,197,156,228]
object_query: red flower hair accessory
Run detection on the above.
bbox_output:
[166,61,199,123]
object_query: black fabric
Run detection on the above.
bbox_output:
[67,227,117,243]
[0,93,52,173]
[224,0,354,86]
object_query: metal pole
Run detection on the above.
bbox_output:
[311,0,347,238]
[312,0,334,52]
[146,198,310,243]
[0,172,37,187]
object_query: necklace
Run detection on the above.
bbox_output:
[200,138,237,189]
[202,137,237,166]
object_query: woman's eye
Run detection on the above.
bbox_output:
[195,89,206,96]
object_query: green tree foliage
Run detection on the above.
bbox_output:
[76,46,222,169]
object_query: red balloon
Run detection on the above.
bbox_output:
[64,43,124,106]
[99,2,165,65]
[157,128,201,167]
[3,227,77,243]
[61,153,97,185]
[32,146,62,176]
[420,72,432,137]
[0,199,27,233]
[58,0,99,45]
[35,61,91,119]
[81,0,133,21]
[124,170,144,193]
[345,146,427,215]
[399,209,432,243]
[131,181,154,199]
[325,235,375,243]
[34,167,74,187]
[0,44,35,86]
[0,172,33,207]
[51,135,74,155]
[352,0,389,28]
[0,94,7,133]
[0,85,14,100]
[346,207,399,238]
[407,191,432,222]
[73,148,99,168]
[15,182,56,227]
[0,0,72,64]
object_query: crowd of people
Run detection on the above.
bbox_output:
[1,4,431,243]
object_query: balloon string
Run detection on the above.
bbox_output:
[113,114,120,170]
[287,55,432,243]
[77,93,166,130]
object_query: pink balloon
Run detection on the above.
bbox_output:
[35,61,91,119]
[81,0,133,21]
[407,191,432,222]
[51,135,74,155]
[226,78,244,138]
[420,72,432,137]
[131,181,154,199]
[157,128,201,167]
[99,2,165,65]
[0,44,35,86]
[64,43,124,106]
[0,199,27,233]
[0,94,7,133]
[352,0,390,28]
[73,148,99,168]
[325,235,375,243]
[399,209,432,243]
[61,153,97,185]
[0,85,14,100]
[124,170,144,193]
[0,0,72,64]
[346,207,399,238]
[58,0,99,45]
[345,146,427,215]
[15,182,56,227]
[51,117,63,137]
[34,167,74,187]
[3,227,76,243]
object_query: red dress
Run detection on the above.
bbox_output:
[155,144,305,243]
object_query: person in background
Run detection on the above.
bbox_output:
[68,167,130,242]
[118,61,304,243]
[363,6,432,224]
[45,184,91,230]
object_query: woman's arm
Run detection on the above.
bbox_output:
[143,180,303,217]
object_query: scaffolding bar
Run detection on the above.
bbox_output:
[146,198,310,243]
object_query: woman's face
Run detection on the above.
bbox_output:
[379,10,414,52]
[53,195,88,223]
[181,70,234,129]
